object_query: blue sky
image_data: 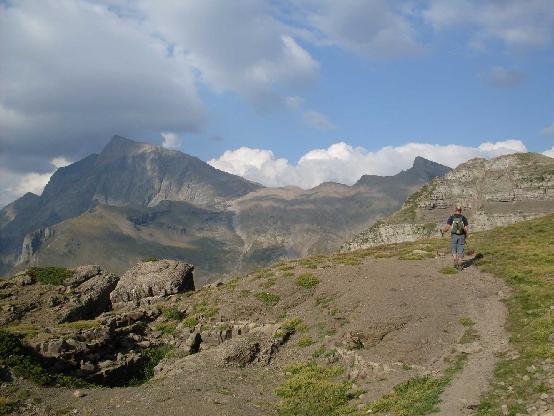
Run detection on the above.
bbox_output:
[1,0,554,204]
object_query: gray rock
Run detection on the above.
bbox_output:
[64,265,102,287]
[12,273,34,286]
[110,260,194,305]
[216,325,282,367]
[60,271,119,322]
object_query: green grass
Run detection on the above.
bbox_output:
[0,397,14,416]
[275,362,362,416]
[255,291,281,306]
[162,307,184,321]
[127,346,172,386]
[296,273,320,288]
[26,267,73,285]
[297,336,315,347]
[280,317,308,335]
[153,322,177,335]
[459,316,475,327]
[470,214,554,415]
[438,266,457,275]
[192,301,218,318]
[367,354,466,415]
[182,316,198,328]
[57,320,101,330]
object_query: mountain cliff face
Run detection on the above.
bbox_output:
[0,136,450,282]
[342,153,554,251]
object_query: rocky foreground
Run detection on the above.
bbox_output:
[0,247,515,415]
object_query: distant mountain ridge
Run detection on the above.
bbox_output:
[1,136,451,282]
[343,152,554,251]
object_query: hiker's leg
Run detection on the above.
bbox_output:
[458,235,465,270]
[451,236,458,267]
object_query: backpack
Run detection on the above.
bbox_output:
[451,216,465,235]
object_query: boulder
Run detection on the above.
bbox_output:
[64,265,102,287]
[216,325,282,367]
[110,260,194,305]
[60,271,119,322]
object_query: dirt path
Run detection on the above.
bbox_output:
[437,262,510,415]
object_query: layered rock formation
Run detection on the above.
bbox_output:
[343,153,554,250]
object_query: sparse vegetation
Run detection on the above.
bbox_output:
[280,317,308,335]
[255,291,280,306]
[182,316,198,328]
[26,266,73,285]
[459,316,474,327]
[438,266,457,275]
[163,307,184,321]
[275,362,362,416]
[128,346,172,386]
[259,277,277,288]
[0,397,15,416]
[0,330,89,387]
[142,256,159,262]
[297,336,315,347]
[192,301,218,318]
[367,354,466,415]
[471,214,554,414]
[153,322,177,335]
[296,273,320,288]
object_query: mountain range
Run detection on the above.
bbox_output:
[0,136,450,283]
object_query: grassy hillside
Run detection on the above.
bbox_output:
[334,213,554,415]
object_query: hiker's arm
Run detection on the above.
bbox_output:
[464,225,469,236]
[441,224,451,234]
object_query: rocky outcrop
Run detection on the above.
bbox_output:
[59,266,119,322]
[15,227,54,266]
[110,260,194,305]
[344,153,554,250]
[344,223,438,250]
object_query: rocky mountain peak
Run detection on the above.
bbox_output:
[409,156,451,178]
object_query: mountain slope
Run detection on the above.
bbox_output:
[1,136,451,280]
[343,152,554,250]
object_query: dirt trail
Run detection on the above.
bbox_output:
[438,262,509,415]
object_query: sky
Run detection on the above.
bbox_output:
[1,0,554,206]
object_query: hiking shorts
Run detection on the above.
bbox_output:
[451,234,465,257]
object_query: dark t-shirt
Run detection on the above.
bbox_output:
[447,214,468,234]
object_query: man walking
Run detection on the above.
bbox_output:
[441,205,469,271]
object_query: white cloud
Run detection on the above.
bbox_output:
[209,139,529,189]
[0,0,206,172]
[543,147,554,158]
[301,0,422,59]
[302,110,336,130]
[484,66,526,88]
[161,132,181,149]
[139,1,319,110]
[423,0,554,50]
[540,122,554,135]
[0,157,72,207]
[286,96,304,109]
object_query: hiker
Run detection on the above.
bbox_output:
[440,205,469,270]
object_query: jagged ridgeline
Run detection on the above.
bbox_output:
[0,136,450,284]
[343,153,554,251]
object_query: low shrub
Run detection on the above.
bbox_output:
[296,273,320,288]
[255,292,280,306]
[26,267,73,285]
